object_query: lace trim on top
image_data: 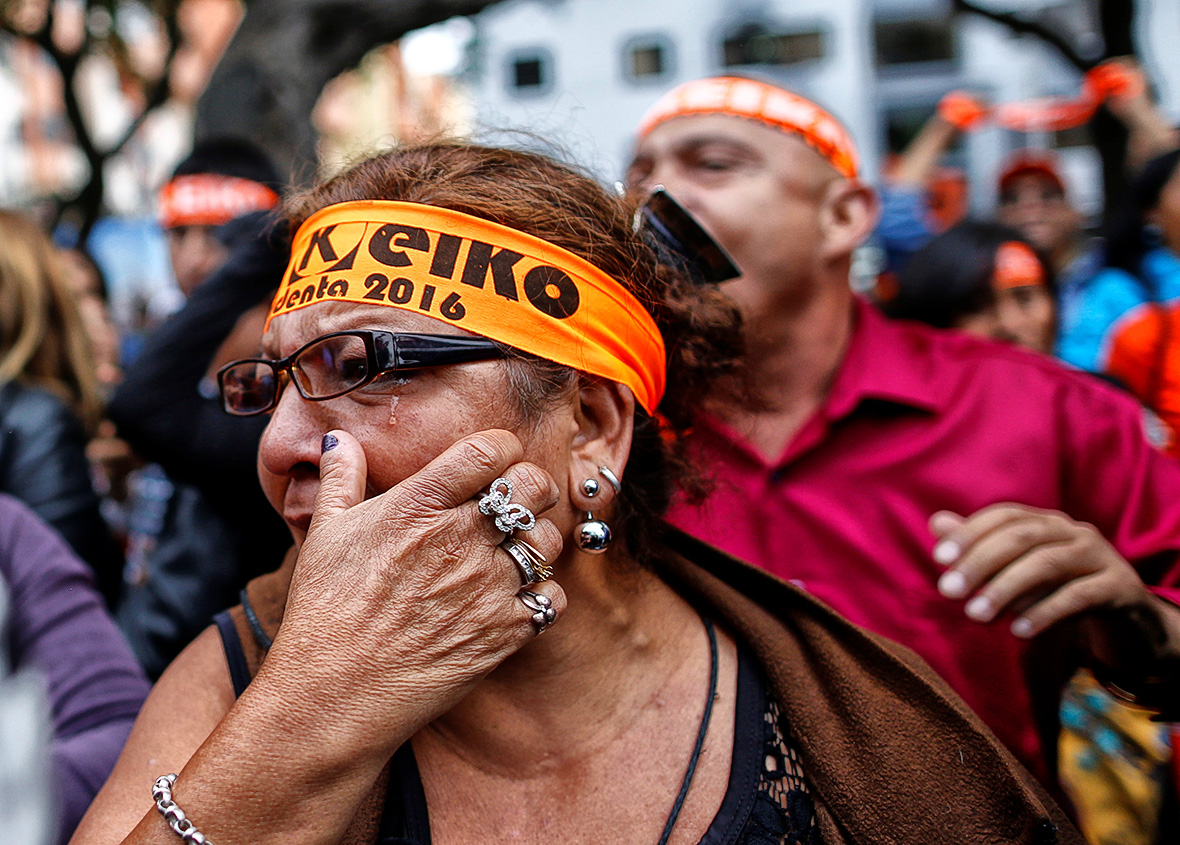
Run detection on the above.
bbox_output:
[733,696,820,845]
[374,646,821,845]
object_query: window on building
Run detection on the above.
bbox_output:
[874,17,957,68]
[1054,124,1092,149]
[721,22,826,68]
[884,102,964,156]
[508,49,552,95]
[624,37,673,81]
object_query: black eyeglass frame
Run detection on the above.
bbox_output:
[217,330,507,416]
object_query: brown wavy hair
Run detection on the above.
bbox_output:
[0,210,104,433]
[286,143,744,563]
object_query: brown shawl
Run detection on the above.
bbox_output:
[224,530,1080,845]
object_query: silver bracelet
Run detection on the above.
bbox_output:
[151,773,212,844]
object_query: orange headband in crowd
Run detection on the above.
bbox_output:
[637,77,859,180]
[993,241,1046,291]
[268,201,667,413]
[159,174,279,229]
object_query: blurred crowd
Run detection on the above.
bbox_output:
[0,52,1179,845]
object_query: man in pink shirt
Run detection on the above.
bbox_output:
[627,76,1180,792]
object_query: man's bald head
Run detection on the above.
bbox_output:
[627,80,876,313]
[636,76,859,181]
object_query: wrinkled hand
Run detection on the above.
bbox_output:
[930,503,1154,640]
[259,428,566,756]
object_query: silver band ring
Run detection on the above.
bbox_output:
[501,538,552,585]
[478,477,537,534]
[519,590,557,634]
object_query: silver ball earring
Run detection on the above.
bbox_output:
[575,512,612,554]
[574,467,619,554]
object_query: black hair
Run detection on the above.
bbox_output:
[884,221,1054,328]
[171,136,283,190]
[1104,148,1180,277]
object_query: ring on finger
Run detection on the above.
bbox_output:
[501,538,553,586]
[478,477,537,534]
[519,590,558,634]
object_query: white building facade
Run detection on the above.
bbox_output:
[469,0,1180,216]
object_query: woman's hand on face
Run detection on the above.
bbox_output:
[260,428,566,756]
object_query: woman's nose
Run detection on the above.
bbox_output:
[258,385,327,478]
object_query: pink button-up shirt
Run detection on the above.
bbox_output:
[670,298,1180,787]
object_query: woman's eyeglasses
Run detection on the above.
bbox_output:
[217,330,506,416]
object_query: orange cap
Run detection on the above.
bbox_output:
[637,77,859,180]
[993,241,1046,291]
[269,201,667,413]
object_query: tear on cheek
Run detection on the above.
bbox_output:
[388,394,400,425]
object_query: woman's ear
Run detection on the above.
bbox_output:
[568,379,634,511]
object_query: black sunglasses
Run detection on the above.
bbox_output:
[217,330,506,416]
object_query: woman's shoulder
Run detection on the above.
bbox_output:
[0,380,85,444]
[656,527,1082,845]
[0,379,73,414]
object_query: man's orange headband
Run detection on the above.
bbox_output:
[637,77,859,180]
[159,174,279,229]
[268,201,667,413]
[993,241,1046,291]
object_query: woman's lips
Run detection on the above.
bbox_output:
[284,511,313,533]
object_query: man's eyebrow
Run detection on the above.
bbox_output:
[675,134,754,153]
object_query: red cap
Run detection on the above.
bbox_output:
[997,149,1066,196]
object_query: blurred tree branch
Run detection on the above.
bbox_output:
[951,0,1090,71]
[953,0,1139,220]
[2,0,183,242]
[3,0,504,241]
[198,0,504,185]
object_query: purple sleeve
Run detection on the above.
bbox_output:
[0,495,150,842]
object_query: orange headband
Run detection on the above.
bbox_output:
[268,201,667,413]
[637,77,859,180]
[159,174,279,229]
[993,241,1046,291]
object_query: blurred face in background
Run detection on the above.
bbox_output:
[956,241,1056,355]
[1150,162,1180,255]
[58,248,121,389]
[997,173,1082,269]
[166,224,229,297]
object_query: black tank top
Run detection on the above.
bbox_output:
[215,611,820,845]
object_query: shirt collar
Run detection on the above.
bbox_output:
[822,297,946,420]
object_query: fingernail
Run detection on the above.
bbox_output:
[1011,618,1035,639]
[321,433,338,453]
[933,540,961,565]
[965,596,994,622]
[938,570,967,599]
[929,511,959,533]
